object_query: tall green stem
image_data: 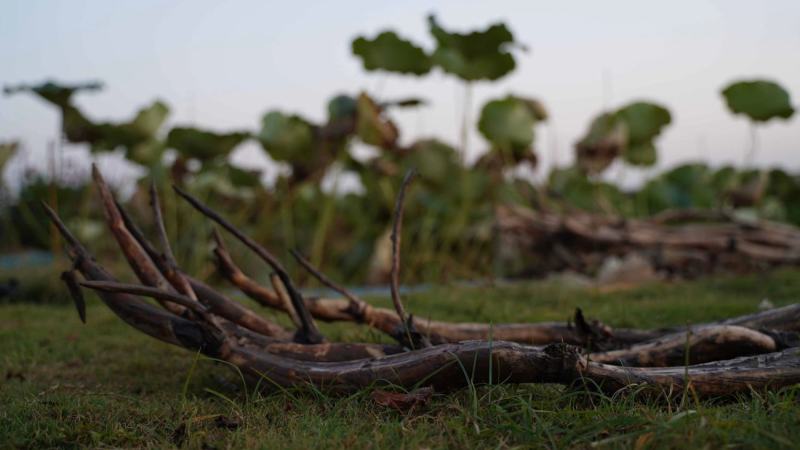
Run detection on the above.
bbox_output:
[745,123,759,166]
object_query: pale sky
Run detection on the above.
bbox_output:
[1,0,799,191]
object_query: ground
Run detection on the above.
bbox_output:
[2,270,800,449]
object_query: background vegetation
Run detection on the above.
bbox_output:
[1,15,796,290]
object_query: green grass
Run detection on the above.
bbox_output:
[3,269,800,449]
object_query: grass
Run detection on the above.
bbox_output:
[2,269,800,449]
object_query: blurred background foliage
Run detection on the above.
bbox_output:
[0,15,797,297]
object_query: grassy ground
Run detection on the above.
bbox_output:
[2,270,800,449]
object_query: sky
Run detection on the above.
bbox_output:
[1,0,799,192]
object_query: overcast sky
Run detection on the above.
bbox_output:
[1,0,798,191]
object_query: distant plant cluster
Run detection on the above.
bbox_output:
[0,15,796,283]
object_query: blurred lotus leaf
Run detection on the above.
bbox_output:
[403,139,459,183]
[188,170,248,200]
[662,163,712,192]
[110,100,171,165]
[615,101,671,167]
[327,95,358,122]
[616,102,672,144]
[5,80,174,167]
[167,127,249,161]
[130,100,170,138]
[190,168,260,200]
[495,178,538,207]
[257,111,315,162]
[428,15,518,82]
[624,142,657,166]
[766,169,799,199]
[49,99,170,167]
[61,105,103,144]
[575,101,671,173]
[228,165,262,188]
[356,93,398,149]
[514,96,548,121]
[93,100,170,151]
[548,166,626,213]
[352,31,432,76]
[548,166,589,194]
[4,80,103,108]
[575,113,627,175]
[638,163,715,211]
[126,140,166,166]
[322,95,359,146]
[429,166,490,209]
[709,166,738,192]
[721,80,794,122]
[478,96,537,157]
[6,82,172,166]
[0,141,19,171]
[28,82,80,107]
[184,161,262,201]
[766,169,800,224]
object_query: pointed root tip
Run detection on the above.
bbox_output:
[61,270,87,324]
[40,201,57,221]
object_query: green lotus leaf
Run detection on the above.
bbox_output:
[188,170,252,200]
[766,169,800,199]
[764,170,800,224]
[125,139,166,167]
[228,165,262,188]
[709,166,738,193]
[575,112,627,175]
[428,15,518,81]
[352,31,432,75]
[662,163,710,188]
[513,96,548,121]
[257,111,316,162]
[4,80,102,108]
[53,99,170,162]
[478,96,535,152]
[32,82,78,108]
[61,105,103,144]
[616,102,671,144]
[91,101,171,153]
[624,142,657,167]
[721,79,794,122]
[639,163,715,211]
[404,139,459,183]
[452,168,490,203]
[547,166,626,213]
[614,101,671,167]
[735,168,762,187]
[327,95,358,122]
[130,100,169,137]
[548,166,589,194]
[167,127,249,161]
